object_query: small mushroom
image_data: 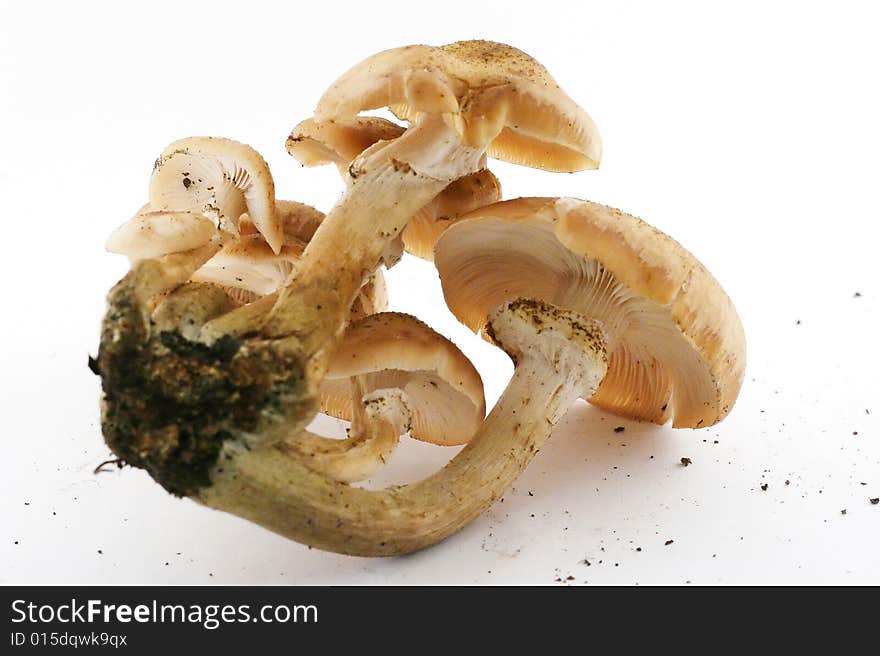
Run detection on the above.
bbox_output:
[286,116,406,174]
[288,312,485,482]
[105,209,217,261]
[321,312,485,446]
[190,233,303,303]
[150,136,283,253]
[191,201,387,338]
[286,116,502,260]
[434,197,747,427]
[285,384,412,484]
[193,198,325,302]
[285,116,405,267]
[264,40,600,366]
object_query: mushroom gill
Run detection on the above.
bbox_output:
[435,204,735,427]
[150,137,281,252]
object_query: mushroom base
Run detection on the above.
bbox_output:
[97,261,314,497]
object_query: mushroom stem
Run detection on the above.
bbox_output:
[197,266,387,344]
[129,233,229,308]
[286,383,410,483]
[198,292,279,342]
[199,299,607,556]
[263,114,484,355]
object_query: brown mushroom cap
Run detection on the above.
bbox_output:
[150,136,283,254]
[434,197,746,428]
[316,40,601,172]
[190,234,303,298]
[201,202,308,305]
[277,199,326,243]
[239,199,325,243]
[403,168,501,260]
[286,117,406,168]
[106,210,217,260]
[321,312,485,445]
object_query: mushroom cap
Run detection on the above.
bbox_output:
[150,136,283,254]
[106,210,217,260]
[321,312,485,445]
[403,168,502,260]
[239,199,324,242]
[276,199,326,243]
[286,116,405,168]
[434,198,746,428]
[190,234,302,297]
[239,198,325,243]
[316,40,601,172]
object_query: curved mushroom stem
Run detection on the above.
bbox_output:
[127,235,229,309]
[263,114,485,359]
[198,299,608,556]
[286,383,411,483]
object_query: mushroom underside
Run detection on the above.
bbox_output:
[152,155,253,231]
[320,370,481,446]
[191,253,297,297]
[437,219,720,426]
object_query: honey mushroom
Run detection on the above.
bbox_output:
[150,136,282,252]
[292,312,485,483]
[93,41,742,557]
[434,198,747,428]
[105,210,218,261]
[97,41,608,556]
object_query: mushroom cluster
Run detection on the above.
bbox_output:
[96,40,746,556]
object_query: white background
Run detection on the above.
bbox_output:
[1,1,878,585]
